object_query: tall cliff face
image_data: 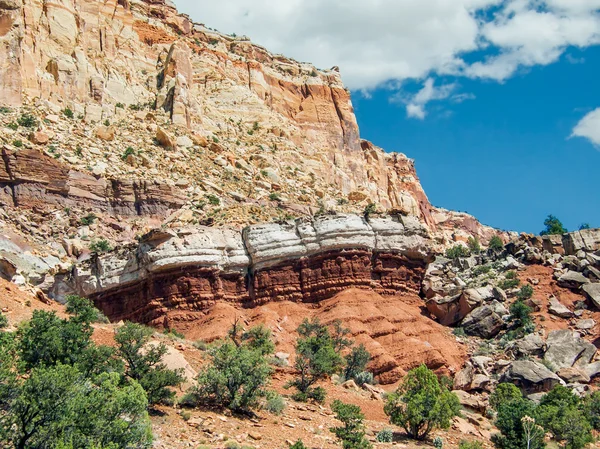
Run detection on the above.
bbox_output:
[0,0,441,226]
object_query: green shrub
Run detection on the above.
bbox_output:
[0,312,8,329]
[116,102,125,109]
[363,202,377,217]
[489,235,504,251]
[509,300,533,333]
[269,192,281,202]
[445,245,470,259]
[490,383,523,411]
[376,429,393,443]
[472,265,492,276]
[330,400,371,449]
[89,239,111,254]
[433,436,444,449]
[114,322,184,405]
[286,318,344,403]
[63,108,74,119]
[499,278,520,290]
[0,106,10,113]
[65,295,108,324]
[516,285,534,301]
[344,344,370,382]
[453,327,467,337]
[193,340,209,351]
[17,113,37,128]
[505,271,518,280]
[290,440,307,449]
[584,390,600,430]
[12,139,23,147]
[459,441,484,449]
[121,146,135,161]
[178,392,200,408]
[384,365,460,440]
[540,215,567,236]
[192,325,273,412]
[264,392,286,415]
[468,237,481,254]
[206,194,220,205]
[163,328,185,339]
[80,213,97,226]
[353,371,374,387]
[7,122,18,130]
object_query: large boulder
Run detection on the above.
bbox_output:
[514,334,545,357]
[563,229,600,255]
[426,291,481,326]
[461,302,506,338]
[543,330,596,371]
[557,271,590,289]
[583,283,600,309]
[503,360,563,393]
[548,297,573,318]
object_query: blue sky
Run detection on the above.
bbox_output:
[353,47,600,233]
[175,0,600,233]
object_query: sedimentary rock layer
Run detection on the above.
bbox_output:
[0,148,185,215]
[58,214,433,324]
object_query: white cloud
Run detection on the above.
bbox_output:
[400,78,457,119]
[572,108,600,147]
[175,0,600,90]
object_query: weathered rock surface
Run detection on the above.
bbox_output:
[461,302,506,338]
[583,283,600,309]
[504,360,563,393]
[52,213,434,324]
[543,330,596,371]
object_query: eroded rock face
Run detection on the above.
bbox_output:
[54,213,434,325]
[0,148,184,215]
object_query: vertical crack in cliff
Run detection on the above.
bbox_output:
[246,62,252,92]
[1,150,17,207]
[329,85,347,148]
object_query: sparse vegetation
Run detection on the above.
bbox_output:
[287,318,344,403]
[489,235,504,251]
[433,436,444,449]
[376,429,394,443]
[330,400,371,449]
[363,202,377,218]
[89,239,111,254]
[122,146,136,161]
[264,392,286,415]
[540,214,567,236]
[269,192,281,202]
[207,194,220,206]
[12,140,23,148]
[343,344,370,383]
[80,213,97,226]
[62,108,74,119]
[384,365,460,440]
[445,245,470,259]
[516,284,534,301]
[467,237,481,254]
[17,113,38,128]
[190,323,274,412]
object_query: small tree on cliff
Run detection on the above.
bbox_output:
[540,215,567,236]
[114,322,184,406]
[384,365,460,440]
[287,318,344,403]
[330,400,372,449]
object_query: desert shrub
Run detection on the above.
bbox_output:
[178,391,200,408]
[353,371,374,387]
[499,278,521,290]
[509,300,533,334]
[536,386,592,449]
[62,108,74,119]
[452,327,467,337]
[286,318,343,403]
[344,344,370,382]
[65,295,108,324]
[163,328,185,339]
[0,312,7,329]
[468,237,481,254]
[206,194,220,205]
[192,325,273,412]
[445,245,470,259]
[12,140,23,147]
[269,192,281,202]
[193,340,209,351]
[89,239,111,254]
[489,235,504,251]
[330,400,371,449]
[583,390,600,430]
[473,265,492,276]
[114,322,184,405]
[80,213,97,226]
[376,429,394,443]
[290,440,307,449]
[433,436,444,449]
[490,383,523,411]
[516,285,534,301]
[459,441,484,449]
[264,392,286,415]
[17,113,37,128]
[121,146,135,161]
[363,202,377,217]
[540,215,567,236]
[383,365,460,440]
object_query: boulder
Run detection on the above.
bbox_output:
[576,319,596,331]
[515,334,545,356]
[504,360,563,393]
[156,127,176,149]
[557,271,590,289]
[548,297,573,318]
[582,283,600,309]
[556,367,590,384]
[426,293,476,326]
[452,390,487,414]
[95,125,115,141]
[453,363,474,390]
[461,302,506,338]
[29,131,49,145]
[544,329,596,371]
[470,374,491,391]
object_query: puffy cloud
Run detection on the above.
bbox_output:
[174,0,600,89]
[572,108,600,147]
[398,78,458,119]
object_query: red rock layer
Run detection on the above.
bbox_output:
[0,148,185,215]
[90,249,427,326]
